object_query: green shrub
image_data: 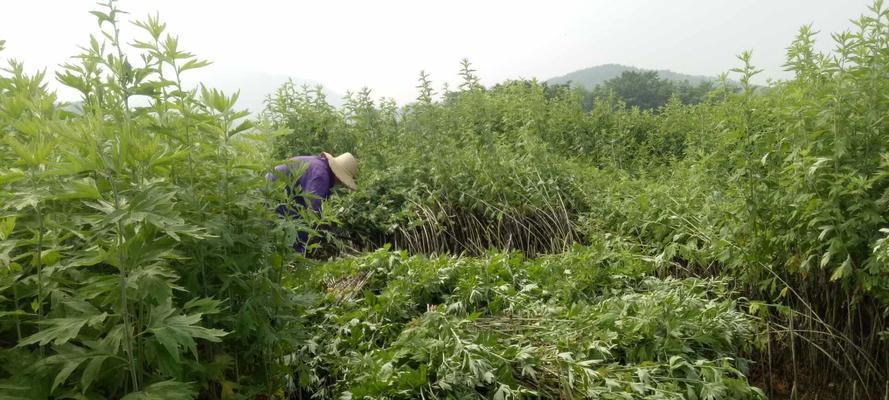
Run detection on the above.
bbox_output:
[0,3,312,397]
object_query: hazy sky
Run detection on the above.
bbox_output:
[0,0,875,109]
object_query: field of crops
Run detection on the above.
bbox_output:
[2,1,889,399]
[288,241,762,399]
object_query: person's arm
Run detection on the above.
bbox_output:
[265,164,291,181]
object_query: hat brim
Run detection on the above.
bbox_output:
[324,152,357,190]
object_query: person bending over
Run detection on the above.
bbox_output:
[265,152,357,253]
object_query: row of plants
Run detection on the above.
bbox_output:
[1,0,887,397]
[265,2,889,396]
[288,237,763,399]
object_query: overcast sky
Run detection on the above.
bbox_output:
[0,0,875,110]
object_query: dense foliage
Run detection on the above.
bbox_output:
[264,1,889,397]
[289,239,762,399]
[0,3,316,398]
[2,0,889,398]
[576,70,716,111]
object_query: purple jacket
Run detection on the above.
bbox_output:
[265,155,334,214]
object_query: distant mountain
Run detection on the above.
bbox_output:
[546,64,715,89]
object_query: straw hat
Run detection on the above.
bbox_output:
[323,152,358,190]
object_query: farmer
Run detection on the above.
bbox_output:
[265,152,358,253]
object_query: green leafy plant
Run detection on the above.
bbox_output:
[0,2,312,397]
[3,0,889,398]
[288,241,762,399]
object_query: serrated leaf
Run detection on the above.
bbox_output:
[18,313,108,347]
[89,11,111,24]
[52,357,86,394]
[153,327,182,362]
[179,59,212,73]
[830,255,852,281]
[80,355,108,392]
[148,299,227,360]
[820,251,831,269]
[0,216,15,240]
[780,286,790,298]
[230,120,254,136]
